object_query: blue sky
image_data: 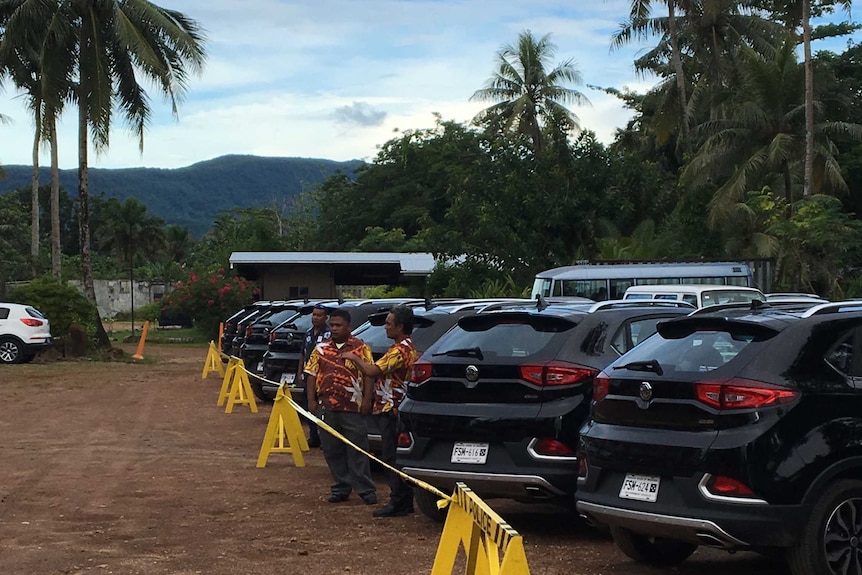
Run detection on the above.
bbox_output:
[0,0,857,170]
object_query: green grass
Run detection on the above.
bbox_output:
[106,326,211,346]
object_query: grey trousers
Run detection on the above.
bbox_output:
[317,407,376,498]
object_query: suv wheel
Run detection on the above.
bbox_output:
[415,488,447,523]
[0,337,24,364]
[788,479,862,575]
[610,526,697,567]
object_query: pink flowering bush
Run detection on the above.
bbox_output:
[160,267,257,338]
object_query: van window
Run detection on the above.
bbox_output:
[637,278,681,285]
[609,279,633,299]
[654,294,678,300]
[682,295,698,306]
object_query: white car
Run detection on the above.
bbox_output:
[0,303,52,364]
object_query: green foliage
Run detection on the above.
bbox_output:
[468,275,529,299]
[113,301,161,323]
[362,285,412,299]
[8,276,96,337]
[160,267,257,339]
[770,195,862,296]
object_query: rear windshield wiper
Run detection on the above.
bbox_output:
[432,347,484,360]
[613,359,664,375]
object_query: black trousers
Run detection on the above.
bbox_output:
[376,411,413,507]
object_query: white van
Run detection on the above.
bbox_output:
[623,284,765,309]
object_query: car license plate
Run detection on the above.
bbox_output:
[256,362,264,373]
[451,442,489,464]
[619,474,661,502]
[280,372,295,385]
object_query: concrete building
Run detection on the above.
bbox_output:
[228,252,436,299]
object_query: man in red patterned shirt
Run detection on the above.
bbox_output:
[305,308,377,504]
[341,305,417,517]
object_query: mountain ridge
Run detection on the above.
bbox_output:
[0,154,363,236]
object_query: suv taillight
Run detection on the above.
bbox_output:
[397,432,413,448]
[20,318,44,327]
[410,361,432,384]
[245,325,253,337]
[593,371,610,402]
[696,378,798,410]
[533,437,575,456]
[519,361,597,387]
[269,331,278,343]
[706,475,755,497]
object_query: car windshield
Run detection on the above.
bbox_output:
[701,290,763,307]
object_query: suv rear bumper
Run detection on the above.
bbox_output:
[575,474,808,548]
[401,466,568,500]
[23,338,52,356]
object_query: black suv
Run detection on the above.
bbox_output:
[221,302,268,356]
[240,301,321,401]
[396,299,693,521]
[576,300,862,575]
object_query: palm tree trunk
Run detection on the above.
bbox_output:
[802,0,814,197]
[30,121,40,277]
[78,20,110,349]
[49,108,61,278]
[667,2,689,149]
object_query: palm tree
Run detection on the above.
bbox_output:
[771,1,852,197]
[613,1,693,145]
[2,0,206,347]
[682,40,862,222]
[0,17,69,279]
[470,30,589,153]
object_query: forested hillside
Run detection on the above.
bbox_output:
[0,155,362,236]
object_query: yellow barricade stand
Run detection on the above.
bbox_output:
[217,357,241,406]
[256,386,309,467]
[432,483,531,575]
[202,341,225,379]
[216,357,258,414]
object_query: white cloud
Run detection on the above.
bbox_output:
[1,0,854,170]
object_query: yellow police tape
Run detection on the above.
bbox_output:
[204,342,453,506]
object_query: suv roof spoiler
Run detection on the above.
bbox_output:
[587,299,696,313]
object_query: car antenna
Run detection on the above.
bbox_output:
[536,294,549,311]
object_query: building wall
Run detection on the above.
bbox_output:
[262,265,335,299]
[67,279,169,318]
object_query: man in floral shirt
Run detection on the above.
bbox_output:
[341,305,417,517]
[305,308,377,505]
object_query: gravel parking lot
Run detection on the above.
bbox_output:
[0,344,789,574]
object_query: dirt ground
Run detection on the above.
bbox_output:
[0,344,790,575]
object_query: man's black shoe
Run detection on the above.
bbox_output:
[360,493,378,505]
[372,502,414,517]
[307,437,321,448]
[327,493,349,503]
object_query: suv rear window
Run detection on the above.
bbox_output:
[431,316,575,361]
[618,321,774,374]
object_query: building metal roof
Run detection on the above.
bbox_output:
[229,252,436,276]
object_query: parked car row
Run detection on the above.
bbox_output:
[218,292,858,574]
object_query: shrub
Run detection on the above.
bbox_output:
[8,276,97,338]
[160,267,257,339]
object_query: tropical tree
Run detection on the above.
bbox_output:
[682,40,862,222]
[470,30,589,153]
[95,197,165,264]
[613,1,694,146]
[752,0,856,197]
[1,0,206,346]
[0,0,70,279]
